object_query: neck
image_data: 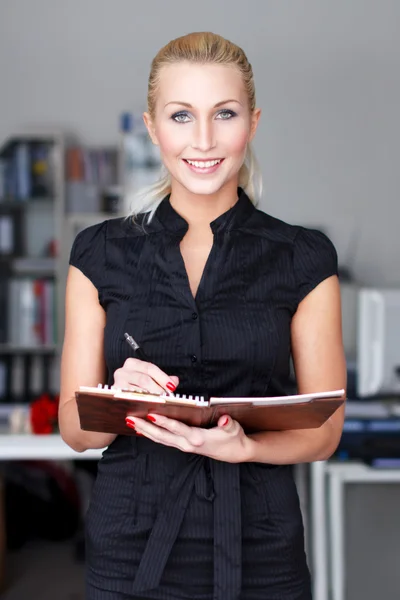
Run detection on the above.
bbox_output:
[169,180,239,230]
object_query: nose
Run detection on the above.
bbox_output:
[191,118,216,152]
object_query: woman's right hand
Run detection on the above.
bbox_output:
[113,358,179,395]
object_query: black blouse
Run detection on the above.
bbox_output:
[70,187,338,397]
[69,187,338,599]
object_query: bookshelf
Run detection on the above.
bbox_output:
[0,125,161,406]
[0,130,65,403]
[0,131,128,404]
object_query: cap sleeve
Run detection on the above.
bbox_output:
[293,227,338,305]
[69,221,107,300]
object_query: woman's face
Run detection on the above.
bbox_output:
[144,62,260,198]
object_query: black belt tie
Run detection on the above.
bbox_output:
[130,452,242,600]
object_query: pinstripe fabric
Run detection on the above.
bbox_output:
[70,188,338,599]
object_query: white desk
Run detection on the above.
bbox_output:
[310,460,400,600]
[0,434,104,461]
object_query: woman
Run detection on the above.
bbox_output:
[60,32,346,600]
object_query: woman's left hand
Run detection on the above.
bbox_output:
[125,413,254,463]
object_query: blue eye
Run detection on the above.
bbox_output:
[216,110,237,120]
[170,109,237,123]
[171,111,191,123]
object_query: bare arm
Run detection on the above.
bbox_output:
[246,275,347,464]
[58,266,117,452]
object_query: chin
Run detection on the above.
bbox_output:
[177,176,234,197]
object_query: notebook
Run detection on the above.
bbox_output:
[76,385,345,435]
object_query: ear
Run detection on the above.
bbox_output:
[249,108,261,142]
[143,112,159,145]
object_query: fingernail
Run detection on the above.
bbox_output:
[166,382,176,392]
[136,432,145,437]
[147,415,157,423]
[222,417,229,427]
[125,418,136,429]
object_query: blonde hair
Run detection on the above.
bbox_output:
[126,32,262,221]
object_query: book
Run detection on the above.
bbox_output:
[76,385,345,436]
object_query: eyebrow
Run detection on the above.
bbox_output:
[164,99,242,109]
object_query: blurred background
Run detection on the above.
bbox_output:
[0,1,399,599]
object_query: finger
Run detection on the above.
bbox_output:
[115,382,148,393]
[114,365,170,395]
[169,375,179,389]
[122,358,179,393]
[146,414,204,447]
[123,374,166,395]
[113,371,163,394]
[126,416,197,453]
[217,415,239,434]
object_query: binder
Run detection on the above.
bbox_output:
[76,385,345,435]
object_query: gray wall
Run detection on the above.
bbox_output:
[1,0,399,286]
[1,3,400,599]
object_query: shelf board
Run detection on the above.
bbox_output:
[0,344,58,354]
[0,197,55,209]
[12,257,56,275]
[0,131,63,155]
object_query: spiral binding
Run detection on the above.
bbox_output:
[79,384,208,406]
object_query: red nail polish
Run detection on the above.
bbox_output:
[125,418,136,429]
[136,432,145,437]
[166,382,176,392]
[222,417,229,426]
[147,415,156,423]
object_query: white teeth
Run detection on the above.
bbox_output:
[186,159,221,168]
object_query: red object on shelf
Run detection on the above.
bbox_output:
[30,393,59,434]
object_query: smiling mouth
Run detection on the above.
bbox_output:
[183,158,223,169]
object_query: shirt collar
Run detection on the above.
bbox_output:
[152,187,256,235]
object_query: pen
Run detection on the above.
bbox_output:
[124,332,150,362]
[124,332,175,396]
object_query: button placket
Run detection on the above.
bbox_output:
[187,308,201,369]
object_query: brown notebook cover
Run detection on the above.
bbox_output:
[76,386,345,436]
